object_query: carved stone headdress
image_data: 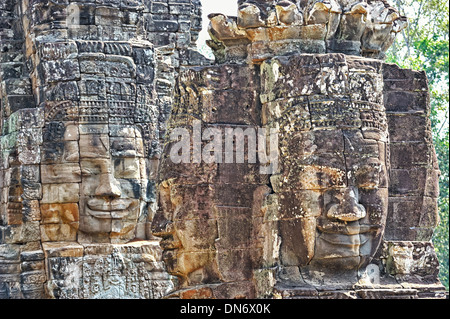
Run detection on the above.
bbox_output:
[208,0,407,62]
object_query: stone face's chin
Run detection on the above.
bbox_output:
[160,237,183,276]
[315,233,372,259]
[162,249,180,276]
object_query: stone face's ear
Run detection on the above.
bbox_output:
[383,63,441,243]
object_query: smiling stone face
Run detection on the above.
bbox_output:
[309,131,386,268]
[271,127,389,283]
[0,0,191,299]
[38,122,150,244]
[77,125,146,243]
[260,53,390,285]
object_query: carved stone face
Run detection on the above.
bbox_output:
[277,128,388,280]
[152,179,219,286]
[78,125,146,243]
[314,131,387,270]
[40,123,147,244]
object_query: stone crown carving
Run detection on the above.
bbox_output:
[207,0,407,62]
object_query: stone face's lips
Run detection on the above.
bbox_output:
[86,198,132,219]
[316,219,379,256]
[316,219,381,235]
[161,249,180,275]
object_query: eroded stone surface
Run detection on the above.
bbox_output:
[153,49,445,298]
[0,0,446,300]
[0,0,208,299]
[208,0,407,63]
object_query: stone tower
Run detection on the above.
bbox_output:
[0,0,204,299]
[153,0,446,299]
[0,0,446,299]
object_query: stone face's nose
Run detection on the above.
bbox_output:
[151,208,175,238]
[95,173,122,198]
[326,187,366,222]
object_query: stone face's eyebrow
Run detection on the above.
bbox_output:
[79,134,110,158]
[80,158,112,175]
[110,137,142,157]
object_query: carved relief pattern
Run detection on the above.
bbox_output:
[0,0,446,300]
[45,243,174,299]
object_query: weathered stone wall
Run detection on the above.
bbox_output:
[1,0,41,299]
[383,63,440,242]
[208,0,407,63]
[0,0,207,299]
[0,0,446,299]
[153,63,268,298]
[154,0,446,299]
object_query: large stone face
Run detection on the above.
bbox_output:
[0,0,446,300]
[151,63,268,297]
[0,0,207,299]
[260,54,389,288]
[154,51,445,299]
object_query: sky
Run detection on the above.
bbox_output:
[198,0,238,46]
[201,0,238,17]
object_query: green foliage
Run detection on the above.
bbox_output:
[387,0,449,290]
[433,126,449,290]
